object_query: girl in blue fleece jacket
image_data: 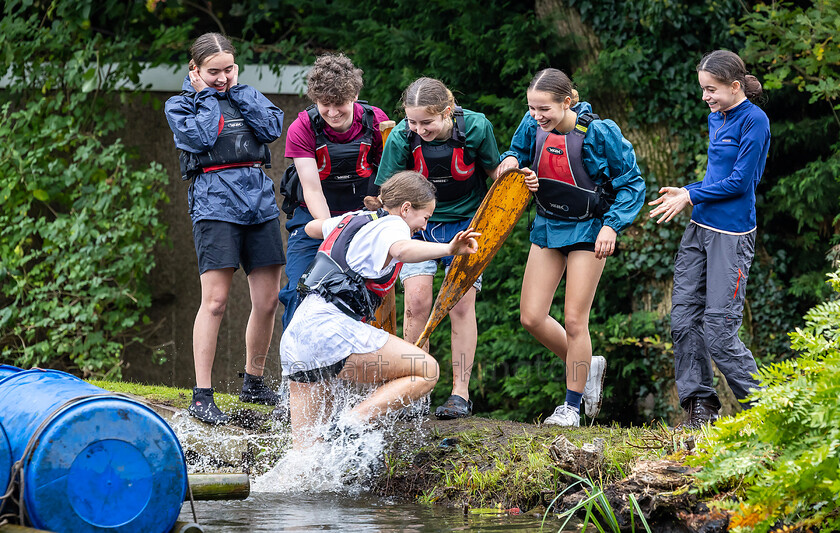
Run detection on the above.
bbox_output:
[498,68,646,427]
[649,50,770,428]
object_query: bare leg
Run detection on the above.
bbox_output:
[337,336,440,423]
[520,244,568,361]
[402,275,433,352]
[562,251,606,393]
[448,287,477,400]
[244,265,283,376]
[193,268,235,388]
[289,380,330,449]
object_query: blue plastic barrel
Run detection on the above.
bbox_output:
[0,366,20,494]
[0,421,10,500]
[0,369,187,532]
[0,364,21,382]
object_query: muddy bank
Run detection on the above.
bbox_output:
[373,416,729,532]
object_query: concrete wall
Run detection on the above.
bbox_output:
[120,91,309,392]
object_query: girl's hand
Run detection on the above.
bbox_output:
[225,63,239,91]
[449,228,481,256]
[495,155,520,179]
[521,167,538,192]
[189,67,208,92]
[594,225,617,259]
[648,186,692,224]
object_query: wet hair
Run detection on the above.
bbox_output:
[400,77,456,115]
[306,53,364,106]
[372,171,437,211]
[697,50,763,100]
[189,33,236,69]
[527,68,580,105]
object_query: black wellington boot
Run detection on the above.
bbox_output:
[239,372,279,405]
[188,387,230,425]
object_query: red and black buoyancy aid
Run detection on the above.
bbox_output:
[297,209,401,321]
[407,106,483,202]
[179,95,271,180]
[532,113,614,221]
[307,102,377,214]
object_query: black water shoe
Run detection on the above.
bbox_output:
[434,394,473,420]
[189,387,229,425]
[676,397,719,430]
[239,372,279,405]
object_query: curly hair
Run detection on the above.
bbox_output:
[306,53,364,105]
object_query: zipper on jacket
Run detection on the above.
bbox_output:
[714,111,727,141]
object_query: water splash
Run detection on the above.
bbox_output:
[168,410,290,475]
[254,380,430,494]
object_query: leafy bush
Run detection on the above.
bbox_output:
[0,2,170,376]
[690,269,840,532]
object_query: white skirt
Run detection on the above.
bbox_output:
[280,294,390,376]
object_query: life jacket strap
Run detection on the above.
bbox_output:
[201,161,263,173]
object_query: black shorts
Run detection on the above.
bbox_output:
[287,358,348,383]
[555,242,596,256]
[193,218,286,275]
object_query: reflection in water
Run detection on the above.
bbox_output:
[179,492,561,532]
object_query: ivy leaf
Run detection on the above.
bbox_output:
[81,67,97,93]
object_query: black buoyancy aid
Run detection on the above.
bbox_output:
[179,95,271,180]
[532,113,614,221]
[308,102,377,214]
[297,209,401,321]
[407,106,482,202]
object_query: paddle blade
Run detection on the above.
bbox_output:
[369,286,397,334]
[415,169,531,347]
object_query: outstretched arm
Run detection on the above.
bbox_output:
[304,218,326,239]
[388,229,480,264]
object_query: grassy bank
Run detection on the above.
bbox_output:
[91,380,725,530]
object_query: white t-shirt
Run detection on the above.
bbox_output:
[280,211,412,376]
[321,211,411,278]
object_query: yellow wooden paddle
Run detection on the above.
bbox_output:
[414,168,532,347]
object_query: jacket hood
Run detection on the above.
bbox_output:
[181,75,195,93]
[572,101,594,116]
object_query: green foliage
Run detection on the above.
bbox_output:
[690,269,840,532]
[740,0,840,109]
[3,0,837,424]
[238,0,569,146]
[0,1,171,376]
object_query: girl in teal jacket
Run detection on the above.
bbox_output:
[499,68,645,427]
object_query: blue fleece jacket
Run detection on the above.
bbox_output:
[685,99,770,234]
[501,102,646,246]
[164,76,284,225]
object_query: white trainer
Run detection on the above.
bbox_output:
[583,355,607,418]
[544,403,580,427]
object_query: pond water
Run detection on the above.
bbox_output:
[171,385,569,532]
[178,492,565,532]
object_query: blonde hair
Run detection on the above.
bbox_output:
[370,171,437,211]
[400,77,456,115]
[528,68,580,105]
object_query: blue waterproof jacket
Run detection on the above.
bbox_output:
[500,102,645,247]
[165,76,284,225]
